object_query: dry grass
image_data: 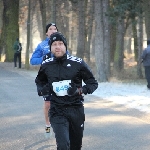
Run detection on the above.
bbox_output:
[89,55,146,84]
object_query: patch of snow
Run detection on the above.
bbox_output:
[92,82,150,113]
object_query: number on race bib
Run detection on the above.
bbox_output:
[56,85,69,92]
[52,80,71,96]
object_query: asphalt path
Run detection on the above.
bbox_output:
[1,62,150,150]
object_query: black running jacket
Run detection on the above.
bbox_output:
[35,53,98,106]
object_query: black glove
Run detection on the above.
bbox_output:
[67,83,82,96]
[41,84,50,97]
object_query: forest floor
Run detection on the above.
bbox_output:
[113,56,145,82]
[90,54,145,83]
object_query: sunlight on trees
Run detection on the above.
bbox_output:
[0,0,148,81]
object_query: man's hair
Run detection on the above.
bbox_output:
[49,32,67,50]
[45,23,58,33]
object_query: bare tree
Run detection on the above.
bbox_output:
[50,0,56,23]
[0,0,3,61]
[94,0,107,82]
[114,16,125,71]
[0,0,19,62]
[0,0,3,34]
[137,4,143,78]
[25,0,31,69]
[39,0,46,39]
[103,0,111,79]
[143,0,150,39]
[76,0,86,58]
[68,0,78,54]
[84,0,94,63]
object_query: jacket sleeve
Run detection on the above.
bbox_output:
[80,60,98,94]
[141,48,147,60]
[30,44,43,65]
[35,65,48,95]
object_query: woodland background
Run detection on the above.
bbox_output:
[0,0,150,82]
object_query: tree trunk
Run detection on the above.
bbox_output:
[143,0,150,39]
[0,0,19,62]
[68,1,78,54]
[103,0,111,80]
[0,0,3,61]
[110,25,116,63]
[50,0,56,23]
[56,0,70,43]
[0,0,3,35]
[76,0,85,58]
[114,17,125,71]
[137,8,143,78]
[39,0,46,39]
[94,0,107,82]
[132,18,138,62]
[25,0,31,69]
[84,0,94,63]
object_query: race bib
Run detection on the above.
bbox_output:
[52,80,71,96]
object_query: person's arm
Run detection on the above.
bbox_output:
[35,65,50,96]
[67,60,98,96]
[141,48,147,60]
[30,44,43,65]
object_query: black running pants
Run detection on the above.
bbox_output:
[50,106,85,150]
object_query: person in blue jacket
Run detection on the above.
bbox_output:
[30,23,58,134]
[141,39,150,90]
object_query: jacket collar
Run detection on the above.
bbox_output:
[54,53,67,62]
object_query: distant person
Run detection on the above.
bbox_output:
[13,38,22,68]
[35,32,98,149]
[30,23,58,135]
[141,39,150,89]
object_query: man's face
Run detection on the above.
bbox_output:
[51,41,66,58]
[46,26,57,37]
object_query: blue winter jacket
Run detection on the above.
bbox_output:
[30,37,50,65]
[141,45,150,66]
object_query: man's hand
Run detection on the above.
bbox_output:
[67,83,82,96]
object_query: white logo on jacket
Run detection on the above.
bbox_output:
[42,54,82,65]
[67,64,71,67]
[42,57,54,64]
[67,55,82,63]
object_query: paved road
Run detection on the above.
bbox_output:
[1,62,150,150]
